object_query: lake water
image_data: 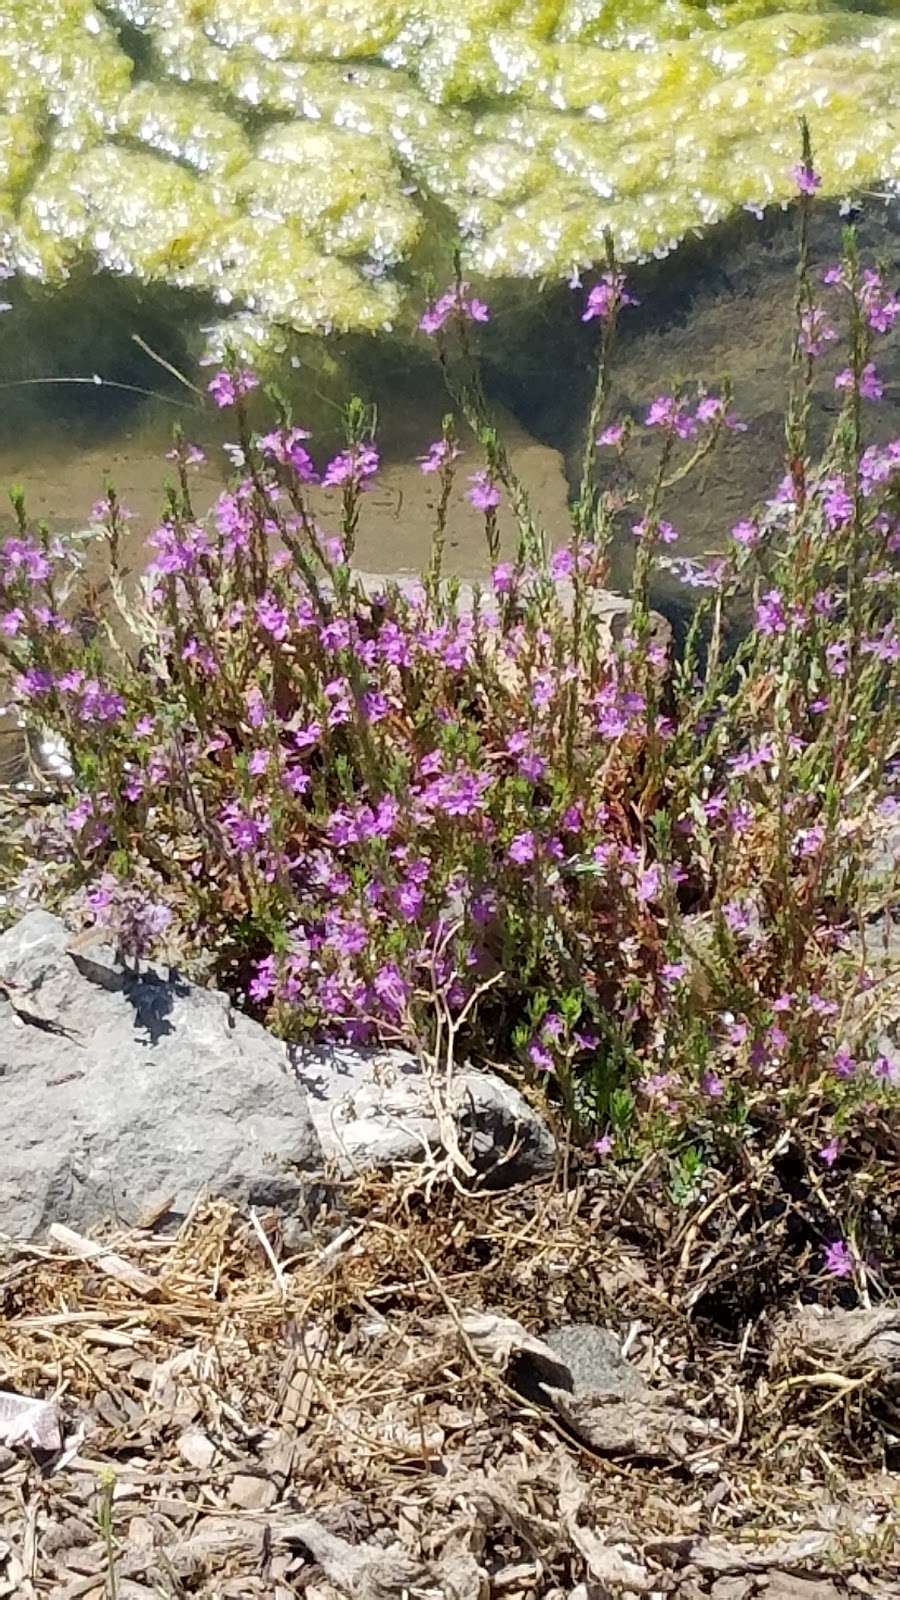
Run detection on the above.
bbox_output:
[0,1,897,586]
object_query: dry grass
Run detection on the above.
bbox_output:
[0,1162,898,1598]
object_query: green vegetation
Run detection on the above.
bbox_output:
[2,186,898,1284]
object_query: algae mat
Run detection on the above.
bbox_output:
[0,2,898,358]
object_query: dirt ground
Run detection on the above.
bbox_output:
[1,1157,897,1599]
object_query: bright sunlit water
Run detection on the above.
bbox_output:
[0,0,896,586]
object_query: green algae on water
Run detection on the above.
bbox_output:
[0,0,898,352]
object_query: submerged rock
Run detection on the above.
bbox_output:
[0,396,577,583]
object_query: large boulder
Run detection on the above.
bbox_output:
[0,911,322,1241]
[291,1042,555,1186]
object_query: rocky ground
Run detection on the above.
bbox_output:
[0,914,898,1599]
[1,1174,898,1599]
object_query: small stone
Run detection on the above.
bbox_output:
[761,1577,845,1600]
[229,1472,279,1510]
[710,1581,755,1600]
[176,1428,216,1471]
[543,1324,649,1400]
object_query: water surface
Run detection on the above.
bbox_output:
[0,1,897,592]
[2,1,897,357]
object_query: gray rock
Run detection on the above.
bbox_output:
[710,1581,755,1600]
[353,570,670,653]
[770,1304,900,1384]
[859,807,900,901]
[846,903,899,1083]
[0,911,322,1241]
[543,1323,649,1400]
[291,1042,555,1186]
[760,1579,846,1600]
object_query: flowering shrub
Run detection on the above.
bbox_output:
[1,174,898,1282]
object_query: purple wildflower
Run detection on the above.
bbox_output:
[596,422,625,447]
[822,477,854,528]
[798,306,837,357]
[528,1040,554,1072]
[561,803,583,833]
[645,396,697,439]
[166,441,206,467]
[2,538,52,582]
[419,282,490,336]
[826,639,849,677]
[508,830,536,865]
[322,444,380,488]
[470,889,496,926]
[794,824,825,857]
[860,269,900,335]
[250,955,277,1002]
[632,516,678,544]
[835,364,883,401]
[396,882,425,920]
[791,162,821,196]
[78,681,126,723]
[823,1240,854,1278]
[696,394,746,431]
[421,766,491,819]
[148,522,210,576]
[260,426,318,482]
[550,547,575,580]
[221,803,269,853]
[723,900,752,935]
[637,864,662,902]
[756,589,788,636]
[518,752,547,782]
[256,594,290,640]
[731,518,759,548]
[284,766,311,795]
[467,471,501,512]
[832,1047,857,1079]
[373,962,410,1017]
[1,607,24,635]
[581,270,637,322]
[208,368,258,408]
[361,691,391,724]
[869,1051,896,1084]
[418,438,460,474]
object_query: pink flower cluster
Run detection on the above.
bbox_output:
[2,225,897,1229]
[419,282,490,336]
